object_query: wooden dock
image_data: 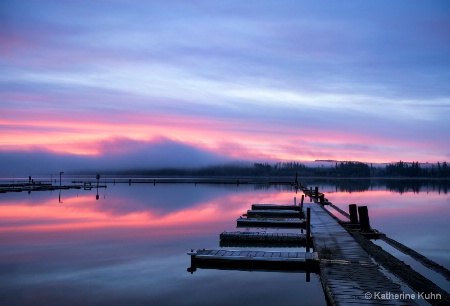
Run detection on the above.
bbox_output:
[245,209,302,218]
[251,204,301,211]
[236,217,306,229]
[219,231,307,247]
[0,182,107,193]
[308,202,417,305]
[188,185,450,305]
[188,249,319,272]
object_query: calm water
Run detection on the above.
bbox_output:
[1,179,449,305]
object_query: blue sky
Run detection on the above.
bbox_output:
[1,0,449,175]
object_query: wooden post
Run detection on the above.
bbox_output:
[349,204,358,224]
[358,206,371,231]
[319,194,325,203]
[315,186,319,198]
[294,197,297,206]
[300,195,304,212]
[187,249,197,274]
[306,207,311,252]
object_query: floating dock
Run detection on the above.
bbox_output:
[236,217,306,229]
[219,231,307,247]
[245,209,302,218]
[188,249,319,272]
[251,204,301,211]
[0,182,107,193]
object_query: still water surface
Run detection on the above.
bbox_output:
[1,179,448,305]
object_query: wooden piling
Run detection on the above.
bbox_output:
[300,195,304,213]
[358,205,371,231]
[349,204,358,224]
[306,207,311,252]
[315,186,319,198]
[319,194,324,203]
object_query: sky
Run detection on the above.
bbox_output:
[1,0,450,175]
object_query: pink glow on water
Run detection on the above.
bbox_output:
[0,188,296,240]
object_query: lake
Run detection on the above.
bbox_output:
[1,178,449,305]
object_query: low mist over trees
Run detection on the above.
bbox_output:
[100,160,449,178]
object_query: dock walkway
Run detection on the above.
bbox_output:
[308,202,417,305]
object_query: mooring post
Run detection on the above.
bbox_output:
[300,195,304,213]
[315,187,319,198]
[187,249,197,274]
[319,194,325,203]
[358,206,371,231]
[294,197,297,206]
[306,207,311,252]
[349,204,358,224]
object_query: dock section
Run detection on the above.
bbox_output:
[219,231,307,247]
[188,249,319,272]
[251,204,301,211]
[245,209,302,218]
[237,217,306,229]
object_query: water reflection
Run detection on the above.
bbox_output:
[300,178,449,194]
[1,180,449,305]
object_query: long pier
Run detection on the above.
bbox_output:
[0,181,107,193]
[308,202,417,305]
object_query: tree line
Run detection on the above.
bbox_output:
[378,161,449,177]
[111,160,449,178]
